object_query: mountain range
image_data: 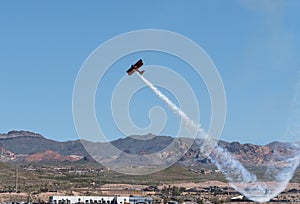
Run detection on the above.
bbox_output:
[0,130,298,169]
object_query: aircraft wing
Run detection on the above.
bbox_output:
[126,67,135,75]
[134,59,143,68]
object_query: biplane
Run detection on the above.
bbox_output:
[126,59,144,75]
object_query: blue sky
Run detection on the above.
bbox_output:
[0,1,300,144]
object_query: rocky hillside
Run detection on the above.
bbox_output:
[182,140,300,168]
[0,130,88,156]
[0,145,16,162]
[23,150,83,162]
[0,130,298,168]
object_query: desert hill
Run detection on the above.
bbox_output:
[0,130,298,169]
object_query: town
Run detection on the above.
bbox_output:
[0,165,300,203]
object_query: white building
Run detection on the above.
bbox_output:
[49,196,153,204]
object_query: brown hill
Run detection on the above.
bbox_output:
[0,130,88,156]
[24,150,83,162]
[0,130,298,169]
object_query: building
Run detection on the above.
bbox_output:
[49,196,153,204]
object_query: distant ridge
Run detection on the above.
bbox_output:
[0,130,298,169]
[0,130,87,156]
[0,130,43,139]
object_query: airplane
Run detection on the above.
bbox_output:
[126,59,144,75]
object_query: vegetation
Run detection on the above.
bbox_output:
[1,161,300,203]
[0,162,225,193]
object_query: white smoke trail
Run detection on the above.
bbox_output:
[138,73,207,139]
[138,73,300,202]
[209,145,300,202]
